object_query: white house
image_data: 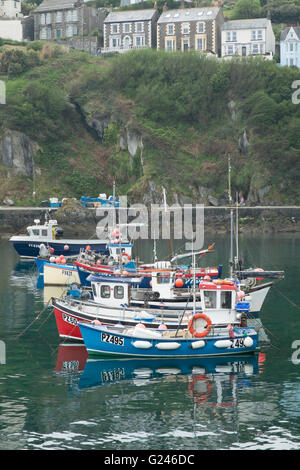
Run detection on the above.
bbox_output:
[0,0,22,18]
[0,0,24,41]
[280,26,300,68]
[221,18,275,59]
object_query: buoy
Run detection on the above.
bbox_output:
[190,340,206,349]
[158,324,167,330]
[244,336,254,347]
[135,323,146,329]
[132,340,152,349]
[86,245,91,251]
[237,290,245,301]
[92,320,102,325]
[214,340,232,348]
[61,258,66,264]
[49,256,56,263]
[49,247,55,254]
[149,280,152,287]
[203,275,211,281]
[64,245,69,251]
[175,278,184,288]
[155,342,181,350]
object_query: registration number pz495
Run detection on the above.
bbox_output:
[101,332,124,347]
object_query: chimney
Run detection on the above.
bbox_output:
[163,3,167,12]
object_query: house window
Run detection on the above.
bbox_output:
[56,11,62,23]
[166,38,175,51]
[123,23,131,33]
[182,38,189,51]
[73,25,78,36]
[232,31,237,42]
[40,13,45,25]
[111,37,120,48]
[226,31,231,42]
[252,43,259,54]
[257,29,263,40]
[135,36,144,47]
[72,10,78,21]
[66,10,72,22]
[66,25,73,37]
[290,58,294,66]
[46,13,51,24]
[135,22,143,33]
[197,22,204,34]
[40,27,47,39]
[228,44,233,55]
[56,28,61,38]
[182,23,189,35]
[111,23,119,34]
[167,24,174,35]
[251,30,256,40]
[196,37,205,51]
[290,43,294,52]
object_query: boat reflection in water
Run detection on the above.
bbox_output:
[54,344,263,407]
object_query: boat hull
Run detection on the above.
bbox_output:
[52,299,188,341]
[9,239,109,259]
[78,322,259,358]
[43,262,80,286]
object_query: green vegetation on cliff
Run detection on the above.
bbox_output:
[0,43,300,205]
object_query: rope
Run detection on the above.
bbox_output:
[274,286,300,311]
[14,298,52,339]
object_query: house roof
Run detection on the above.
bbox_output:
[104,9,157,23]
[280,26,300,41]
[222,18,271,31]
[157,7,221,24]
[33,0,80,13]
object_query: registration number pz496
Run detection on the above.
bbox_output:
[101,332,124,347]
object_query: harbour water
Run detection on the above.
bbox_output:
[0,233,300,450]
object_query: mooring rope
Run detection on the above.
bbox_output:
[14,298,52,339]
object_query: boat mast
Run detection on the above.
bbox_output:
[228,156,233,278]
[235,191,239,271]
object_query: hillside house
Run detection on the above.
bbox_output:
[157,6,224,55]
[280,26,300,68]
[103,9,159,53]
[33,0,98,40]
[221,18,275,59]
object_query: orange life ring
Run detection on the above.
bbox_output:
[188,313,212,338]
[121,253,131,262]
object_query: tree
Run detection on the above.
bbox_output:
[231,0,262,19]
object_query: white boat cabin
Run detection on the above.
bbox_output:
[26,219,63,241]
[91,277,141,307]
[90,275,241,325]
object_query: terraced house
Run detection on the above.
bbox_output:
[157,6,224,55]
[103,9,159,53]
[33,0,98,40]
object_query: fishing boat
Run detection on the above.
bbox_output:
[35,240,134,286]
[78,319,259,358]
[52,275,250,341]
[9,214,112,259]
